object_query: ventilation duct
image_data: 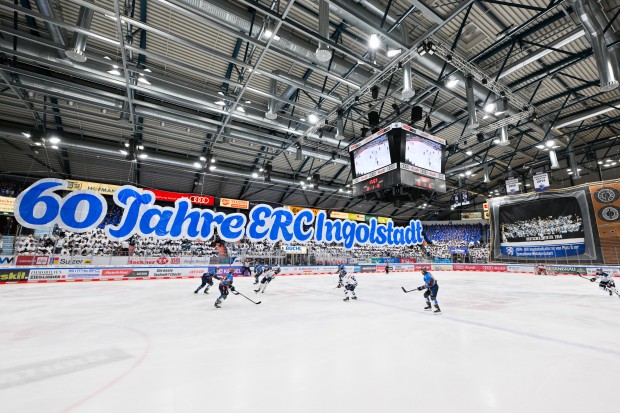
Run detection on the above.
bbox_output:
[336,109,345,140]
[567,142,581,178]
[465,74,478,130]
[65,2,94,62]
[265,77,278,120]
[34,0,67,49]
[553,99,620,128]
[315,0,332,62]
[483,163,490,183]
[589,0,620,85]
[566,0,618,91]
[495,98,509,146]
[401,26,415,100]
[549,149,560,169]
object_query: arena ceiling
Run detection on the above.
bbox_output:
[0,0,619,221]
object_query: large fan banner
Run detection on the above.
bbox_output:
[14,179,424,249]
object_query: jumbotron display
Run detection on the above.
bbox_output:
[349,123,447,200]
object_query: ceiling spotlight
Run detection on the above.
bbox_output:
[446,77,459,88]
[387,48,402,57]
[368,34,381,50]
[48,136,61,144]
[598,160,603,165]
[138,153,148,159]
[209,165,217,171]
[186,127,191,133]
[307,114,319,124]
[536,144,545,149]
[199,156,206,162]
[417,40,436,56]
[138,145,144,150]
[493,138,500,144]
[124,141,130,147]
[236,106,246,113]
[106,69,121,76]
[119,149,128,155]
[101,109,107,114]
[252,172,259,178]
[160,121,165,126]
[245,100,252,104]
[465,170,472,176]
[545,140,555,147]
[51,145,59,150]
[21,132,31,138]
[193,162,202,168]
[215,100,226,106]
[466,150,472,156]
[484,103,496,113]
[67,100,74,106]
[137,77,151,85]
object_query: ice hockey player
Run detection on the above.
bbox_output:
[214,268,236,308]
[254,265,281,293]
[590,268,618,296]
[342,271,358,301]
[253,262,264,285]
[417,267,441,313]
[336,264,346,288]
[194,269,216,294]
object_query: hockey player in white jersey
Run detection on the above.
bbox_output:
[590,268,618,297]
[342,272,358,301]
[254,265,281,293]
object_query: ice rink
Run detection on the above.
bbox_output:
[2,271,619,413]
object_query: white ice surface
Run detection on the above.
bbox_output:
[2,271,620,413]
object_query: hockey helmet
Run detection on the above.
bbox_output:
[338,264,345,270]
[421,267,428,274]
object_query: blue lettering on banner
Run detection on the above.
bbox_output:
[501,243,585,258]
[14,179,426,249]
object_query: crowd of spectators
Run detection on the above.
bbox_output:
[0,181,24,197]
[424,223,486,244]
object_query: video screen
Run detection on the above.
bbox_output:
[405,133,442,174]
[352,134,391,178]
[498,197,585,258]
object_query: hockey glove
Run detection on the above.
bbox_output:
[590,278,596,282]
[417,286,424,291]
[230,286,236,291]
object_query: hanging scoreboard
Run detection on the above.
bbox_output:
[349,123,447,198]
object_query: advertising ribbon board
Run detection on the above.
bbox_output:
[284,206,323,216]
[329,211,349,219]
[219,197,250,209]
[150,189,215,206]
[461,212,482,220]
[0,195,15,213]
[65,180,120,195]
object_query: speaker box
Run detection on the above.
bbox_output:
[368,111,380,127]
[411,106,423,123]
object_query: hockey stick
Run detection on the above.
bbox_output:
[232,289,261,305]
[401,286,417,293]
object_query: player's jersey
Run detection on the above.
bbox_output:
[342,273,357,287]
[423,272,437,288]
[255,265,264,275]
[337,269,347,281]
[218,273,234,287]
[202,272,214,282]
[264,268,277,279]
[594,271,613,283]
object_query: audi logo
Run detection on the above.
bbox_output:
[189,195,212,204]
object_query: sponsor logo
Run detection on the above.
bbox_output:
[101,269,134,277]
[29,269,67,280]
[153,268,184,277]
[219,197,250,209]
[360,265,377,273]
[0,256,15,265]
[16,255,49,266]
[68,269,101,278]
[124,270,150,277]
[52,256,92,265]
[127,257,180,265]
[0,269,29,281]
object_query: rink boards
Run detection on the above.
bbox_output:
[0,263,618,284]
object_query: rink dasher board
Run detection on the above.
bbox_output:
[1,264,618,285]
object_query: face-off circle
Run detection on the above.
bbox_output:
[595,187,619,203]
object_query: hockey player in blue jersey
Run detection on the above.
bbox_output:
[194,269,215,294]
[342,271,358,301]
[417,267,441,313]
[336,264,346,288]
[253,263,264,285]
[214,268,236,308]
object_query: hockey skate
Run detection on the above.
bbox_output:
[214,301,221,308]
[424,303,432,311]
[343,297,350,302]
[352,296,357,300]
[434,305,441,314]
[204,290,209,294]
